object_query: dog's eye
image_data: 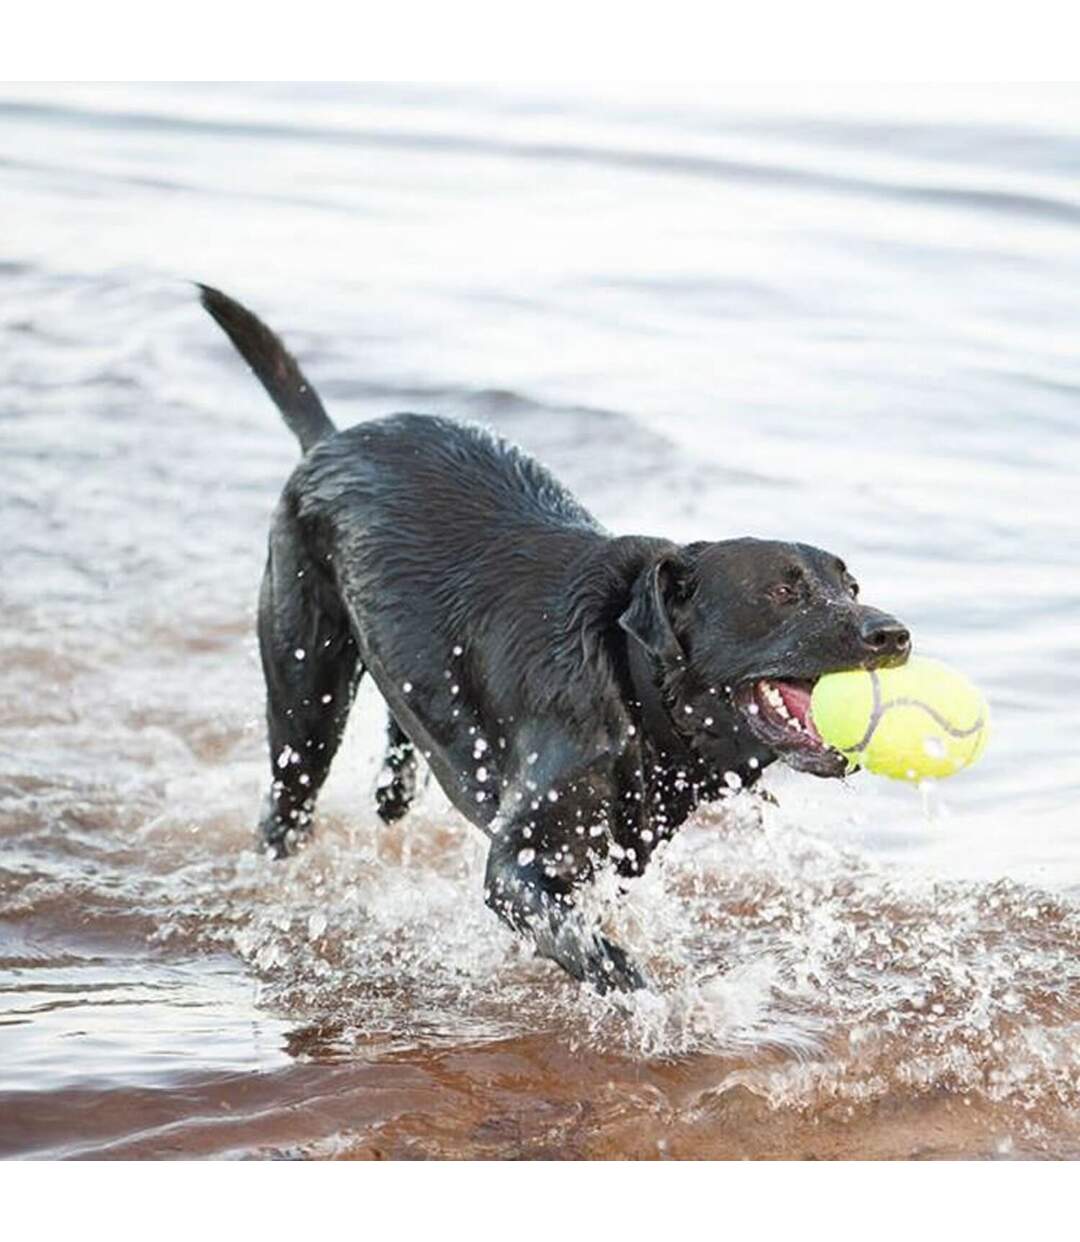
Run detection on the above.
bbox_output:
[847,578,860,599]
[769,583,798,605]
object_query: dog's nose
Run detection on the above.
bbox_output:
[858,613,911,660]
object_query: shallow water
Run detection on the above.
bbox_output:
[2,83,1079,1159]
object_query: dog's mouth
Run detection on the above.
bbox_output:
[733,677,849,778]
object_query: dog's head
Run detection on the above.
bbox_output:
[619,538,910,778]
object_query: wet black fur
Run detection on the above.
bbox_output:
[199,285,911,995]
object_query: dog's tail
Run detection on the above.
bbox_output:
[197,284,336,452]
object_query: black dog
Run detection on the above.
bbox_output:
[200,286,911,994]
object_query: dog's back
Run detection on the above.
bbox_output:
[293,411,602,547]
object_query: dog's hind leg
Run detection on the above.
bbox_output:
[257,510,363,858]
[375,715,417,824]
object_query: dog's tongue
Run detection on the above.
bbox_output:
[776,681,822,741]
[776,681,811,720]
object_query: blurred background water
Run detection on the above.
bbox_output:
[1,83,1079,1159]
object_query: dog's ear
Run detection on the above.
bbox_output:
[619,555,691,663]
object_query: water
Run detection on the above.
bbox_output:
[2,83,1079,1159]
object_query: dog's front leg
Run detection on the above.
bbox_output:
[483,808,648,996]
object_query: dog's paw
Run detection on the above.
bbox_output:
[374,769,415,824]
[534,910,649,996]
[258,795,312,859]
[586,934,648,995]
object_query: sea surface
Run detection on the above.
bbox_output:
[1,82,1079,1159]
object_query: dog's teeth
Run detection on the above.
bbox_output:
[762,684,785,709]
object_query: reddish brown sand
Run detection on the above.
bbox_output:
[9,1031,1080,1160]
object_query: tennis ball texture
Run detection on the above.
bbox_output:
[810,656,989,781]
